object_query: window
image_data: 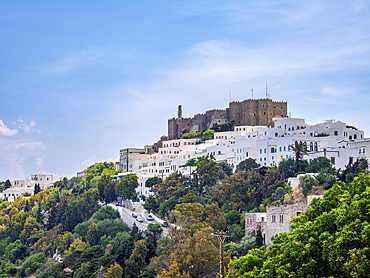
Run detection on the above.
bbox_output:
[264,148,266,153]
[359,149,362,153]
[292,127,294,131]
[296,212,301,216]
[279,147,282,152]
[297,126,300,130]
[349,135,353,140]
[272,156,274,160]
[354,134,357,139]
[334,131,338,136]
[363,148,365,153]
[275,133,278,137]
[331,157,335,165]
[349,157,353,164]
[284,146,286,151]
[246,152,249,157]
[261,217,265,222]
[272,215,276,223]
[279,215,284,223]
[260,149,262,154]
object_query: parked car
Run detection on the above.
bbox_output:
[146,214,155,221]
[161,221,168,228]
[136,216,143,222]
[132,212,137,218]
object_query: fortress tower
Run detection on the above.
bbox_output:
[167,98,288,140]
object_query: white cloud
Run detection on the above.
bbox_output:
[17,117,40,134]
[81,155,102,169]
[0,119,18,136]
[45,48,105,74]
[0,139,45,180]
[351,0,368,12]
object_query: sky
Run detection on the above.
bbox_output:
[0,0,369,181]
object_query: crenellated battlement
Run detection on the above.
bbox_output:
[168,97,288,139]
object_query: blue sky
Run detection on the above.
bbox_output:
[0,0,369,181]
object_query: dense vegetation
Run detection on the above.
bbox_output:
[0,162,153,278]
[227,173,370,277]
[0,154,369,277]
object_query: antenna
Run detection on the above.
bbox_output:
[250,88,253,99]
[266,82,269,98]
[229,90,231,103]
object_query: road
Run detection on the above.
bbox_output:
[108,202,170,236]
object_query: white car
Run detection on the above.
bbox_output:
[146,214,155,221]
[136,216,143,222]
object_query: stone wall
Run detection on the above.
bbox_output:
[168,98,287,140]
[265,204,308,245]
[245,204,309,246]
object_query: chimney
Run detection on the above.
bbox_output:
[178,105,182,119]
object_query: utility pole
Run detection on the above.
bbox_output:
[211,230,230,278]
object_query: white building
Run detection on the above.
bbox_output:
[115,117,369,197]
[1,174,54,201]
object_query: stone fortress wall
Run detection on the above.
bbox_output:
[168,98,288,140]
[246,195,323,246]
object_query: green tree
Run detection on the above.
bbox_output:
[201,129,215,141]
[289,141,309,162]
[299,175,319,197]
[97,175,116,203]
[4,179,11,189]
[125,239,148,278]
[219,161,234,177]
[338,157,368,183]
[5,240,29,263]
[145,177,162,188]
[255,229,264,248]
[224,210,241,226]
[115,174,138,200]
[279,158,309,178]
[306,157,333,173]
[227,173,370,278]
[193,155,224,202]
[34,183,41,195]
[86,221,100,246]
[19,253,46,276]
[111,232,134,271]
[236,158,259,173]
[143,194,159,213]
[105,262,123,278]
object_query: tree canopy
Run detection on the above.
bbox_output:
[227,173,370,278]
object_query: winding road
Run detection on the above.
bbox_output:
[108,202,170,236]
